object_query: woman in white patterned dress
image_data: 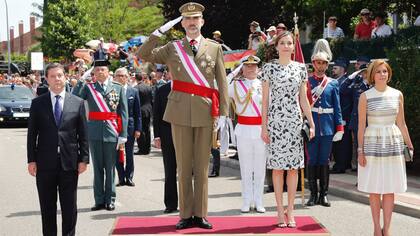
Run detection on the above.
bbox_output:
[357,60,414,236]
[260,31,315,228]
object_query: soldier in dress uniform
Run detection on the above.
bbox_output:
[72,60,128,211]
[331,58,353,173]
[137,2,228,229]
[228,55,266,213]
[306,39,344,207]
[348,64,370,171]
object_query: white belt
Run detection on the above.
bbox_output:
[311,107,334,114]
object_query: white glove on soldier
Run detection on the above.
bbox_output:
[226,64,243,84]
[116,137,127,150]
[216,116,227,131]
[152,16,183,37]
[332,131,344,142]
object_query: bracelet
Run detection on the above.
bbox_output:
[357,147,363,152]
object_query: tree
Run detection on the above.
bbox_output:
[85,0,164,42]
[41,0,93,59]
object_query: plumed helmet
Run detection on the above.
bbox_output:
[311,39,332,62]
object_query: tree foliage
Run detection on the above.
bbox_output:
[41,0,93,59]
[85,0,164,42]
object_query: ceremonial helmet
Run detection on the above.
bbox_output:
[311,39,332,62]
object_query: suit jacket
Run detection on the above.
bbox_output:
[27,92,89,171]
[126,86,142,137]
[135,83,153,119]
[72,78,128,142]
[138,35,228,127]
[153,82,172,140]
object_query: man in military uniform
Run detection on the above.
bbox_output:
[306,39,344,207]
[72,60,128,211]
[138,2,228,229]
[331,58,353,174]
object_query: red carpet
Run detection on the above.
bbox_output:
[112,216,330,235]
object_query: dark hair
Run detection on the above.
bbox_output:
[45,63,64,77]
[274,31,294,47]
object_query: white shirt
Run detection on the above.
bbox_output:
[228,77,262,139]
[123,84,128,94]
[98,77,110,91]
[50,89,66,114]
[186,35,202,51]
[371,24,393,38]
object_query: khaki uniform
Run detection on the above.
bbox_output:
[138,35,228,218]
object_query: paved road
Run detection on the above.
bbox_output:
[1,127,419,236]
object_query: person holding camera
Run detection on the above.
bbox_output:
[248,21,266,50]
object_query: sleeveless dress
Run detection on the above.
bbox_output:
[259,61,307,170]
[358,87,407,194]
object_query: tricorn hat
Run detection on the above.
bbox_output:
[92,59,110,67]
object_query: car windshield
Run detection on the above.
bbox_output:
[0,86,34,100]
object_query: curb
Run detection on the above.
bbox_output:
[219,157,420,219]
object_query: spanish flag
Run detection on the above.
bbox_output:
[223,50,256,69]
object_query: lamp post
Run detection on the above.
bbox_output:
[4,0,12,75]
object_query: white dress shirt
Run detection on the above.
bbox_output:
[186,35,202,51]
[50,89,66,114]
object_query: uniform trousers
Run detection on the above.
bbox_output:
[332,127,353,171]
[307,135,333,166]
[116,136,135,182]
[236,135,266,207]
[171,124,212,219]
[89,141,117,205]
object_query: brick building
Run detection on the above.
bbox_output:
[0,16,41,55]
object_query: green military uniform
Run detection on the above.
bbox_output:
[73,78,128,206]
[138,14,228,220]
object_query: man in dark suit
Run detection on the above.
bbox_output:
[27,63,89,236]
[153,72,178,214]
[114,67,142,186]
[135,73,153,155]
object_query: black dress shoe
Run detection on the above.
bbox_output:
[175,217,194,229]
[163,208,178,214]
[193,217,213,229]
[106,203,115,211]
[265,185,274,193]
[116,181,125,187]
[208,172,219,178]
[125,179,135,187]
[91,204,106,211]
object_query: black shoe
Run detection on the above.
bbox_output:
[175,217,194,230]
[193,217,213,229]
[265,185,274,193]
[208,171,219,177]
[125,179,135,187]
[116,181,125,187]
[306,166,318,206]
[163,208,178,214]
[106,203,115,211]
[91,204,106,211]
[330,168,345,174]
[319,165,331,207]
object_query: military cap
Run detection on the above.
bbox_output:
[213,30,221,36]
[359,63,368,70]
[92,59,110,67]
[179,2,205,17]
[250,21,260,27]
[240,55,260,65]
[333,57,349,68]
[357,55,370,63]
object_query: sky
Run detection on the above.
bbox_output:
[0,0,43,42]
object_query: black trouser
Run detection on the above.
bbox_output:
[161,131,178,209]
[36,160,78,236]
[116,135,135,182]
[210,148,220,173]
[137,115,151,154]
[332,127,353,171]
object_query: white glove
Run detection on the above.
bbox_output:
[226,64,243,84]
[152,16,183,37]
[116,137,127,150]
[216,116,227,131]
[332,131,344,142]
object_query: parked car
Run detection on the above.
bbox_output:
[0,85,34,124]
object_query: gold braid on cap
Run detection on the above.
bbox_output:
[233,79,253,115]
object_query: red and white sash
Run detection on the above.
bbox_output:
[173,40,211,88]
[311,76,330,106]
[86,83,119,136]
[237,80,261,116]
